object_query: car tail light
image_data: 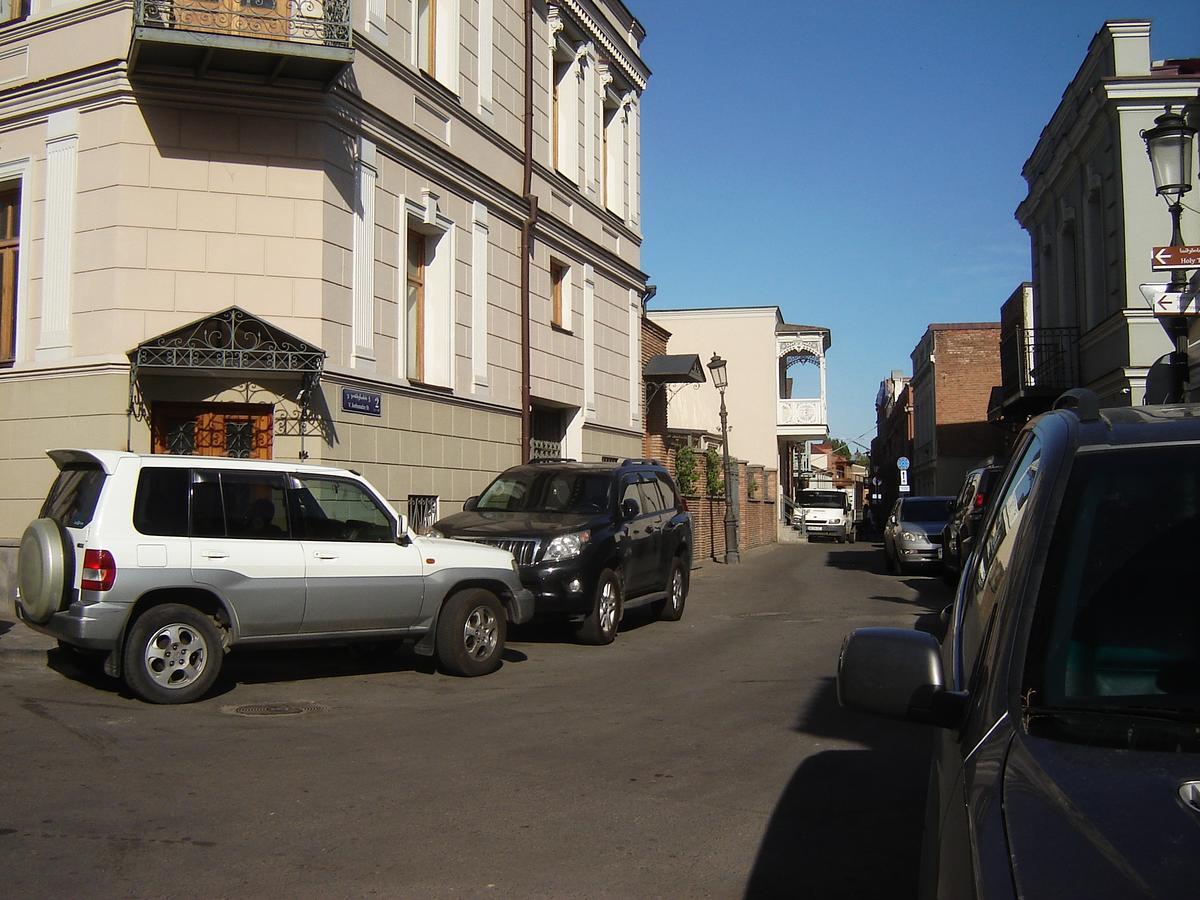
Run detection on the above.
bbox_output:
[82,549,116,591]
[973,492,986,509]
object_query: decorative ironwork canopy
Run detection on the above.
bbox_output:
[129,306,325,376]
[126,307,327,452]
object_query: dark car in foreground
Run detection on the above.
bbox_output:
[941,462,1004,580]
[838,391,1200,898]
[432,459,692,645]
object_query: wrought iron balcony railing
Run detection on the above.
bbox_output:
[133,0,351,49]
[999,326,1079,394]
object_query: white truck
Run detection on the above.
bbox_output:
[792,488,856,543]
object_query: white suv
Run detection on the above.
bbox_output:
[16,449,533,703]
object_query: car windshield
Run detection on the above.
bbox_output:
[797,491,844,509]
[1024,445,1200,749]
[900,498,950,523]
[476,469,612,514]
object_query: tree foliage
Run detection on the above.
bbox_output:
[705,448,724,497]
[674,446,698,496]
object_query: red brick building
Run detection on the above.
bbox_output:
[909,323,1007,496]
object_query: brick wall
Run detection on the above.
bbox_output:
[932,325,1007,462]
[642,316,671,462]
[683,459,777,562]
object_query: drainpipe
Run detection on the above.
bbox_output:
[518,0,537,463]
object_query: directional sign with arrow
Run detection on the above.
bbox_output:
[1140,283,1200,316]
[1152,246,1200,270]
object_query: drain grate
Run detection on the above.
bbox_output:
[224,701,326,718]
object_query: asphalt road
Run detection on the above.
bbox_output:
[0,539,952,898]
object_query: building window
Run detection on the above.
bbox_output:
[603,100,624,216]
[417,0,437,75]
[550,260,569,330]
[0,185,18,367]
[0,0,26,25]
[406,229,426,383]
[151,403,274,459]
[407,494,440,534]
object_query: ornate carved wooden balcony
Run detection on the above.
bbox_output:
[130,0,353,87]
[777,398,827,434]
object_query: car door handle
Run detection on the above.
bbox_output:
[199,551,228,560]
[314,552,339,560]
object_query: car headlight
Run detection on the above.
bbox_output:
[428,528,445,539]
[830,516,842,525]
[901,531,924,542]
[543,530,590,562]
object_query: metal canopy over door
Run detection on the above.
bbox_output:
[127,306,326,459]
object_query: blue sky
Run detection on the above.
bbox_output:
[635,1,1200,449]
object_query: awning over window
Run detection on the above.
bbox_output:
[643,354,706,384]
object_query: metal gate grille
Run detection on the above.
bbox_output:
[530,438,562,460]
[407,495,439,534]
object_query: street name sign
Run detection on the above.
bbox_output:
[1152,246,1200,271]
[1140,283,1200,316]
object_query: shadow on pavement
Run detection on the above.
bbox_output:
[823,545,887,573]
[746,677,930,899]
[41,639,532,700]
[870,576,953,613]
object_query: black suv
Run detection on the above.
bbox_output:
[432,459,692,645]
[839,391,1200,898]
[941,462,1004,580]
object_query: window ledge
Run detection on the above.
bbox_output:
[551,323,574,336]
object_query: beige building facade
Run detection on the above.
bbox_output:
[646,306,830,509]
[0,0,652,577]
[1013,20,1198,408]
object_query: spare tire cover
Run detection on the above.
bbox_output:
[17,518,69,624]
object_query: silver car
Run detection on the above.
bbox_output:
[883,495,953,574]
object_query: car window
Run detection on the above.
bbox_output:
[959,434,1043,682]
[291,475,394,542]
[476,470,611,514]
[638,477,666,514]
[222,471,290,540]
[621,477,643,514]
[655,473,679,511]
[133,467,190,536]
[1026,445,1200,713]
[190,470,291,540]
[900,498,950,522]
[40,464,106,529]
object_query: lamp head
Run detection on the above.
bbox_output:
[1142,107,1196,201]
[707,352,728,390]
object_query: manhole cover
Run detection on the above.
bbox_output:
[224,702,326,718]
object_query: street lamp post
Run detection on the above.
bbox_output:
[707,353,740,564]
[1142,107,1197,402]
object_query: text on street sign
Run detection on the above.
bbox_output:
[1152,246,1200,271]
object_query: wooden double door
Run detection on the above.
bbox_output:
[151,402,274,459]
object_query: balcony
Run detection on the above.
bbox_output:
[777,398,827,435]
[990,326,1079,422]
[130,0,353,87]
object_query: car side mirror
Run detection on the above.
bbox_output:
[395,514,411,545]
[621,498,640,519]
[463,495,479,512]
[837,627,966,728]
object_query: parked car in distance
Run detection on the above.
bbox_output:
[431,458,692,645]
[882,495,953,574]
[839,391,1200,898]
[941,463,1004,580]
[16,450,534,703]
[792,489,856,543]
